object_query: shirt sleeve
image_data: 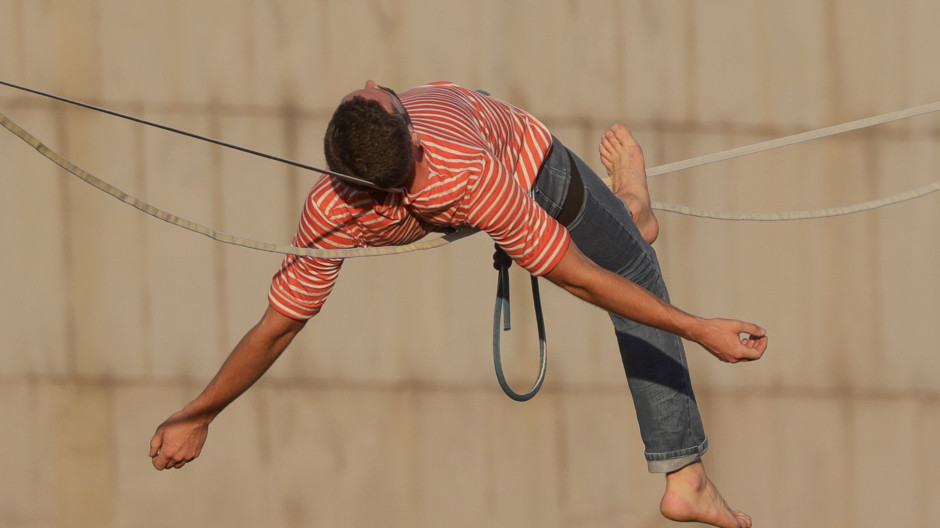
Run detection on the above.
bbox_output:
[268,255,343,321]
[267,186,355,321]
[463,153,570,276]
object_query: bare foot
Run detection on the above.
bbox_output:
[660,461,752,528]
[598,124,659,244]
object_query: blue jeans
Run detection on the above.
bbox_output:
[532,137,707,473]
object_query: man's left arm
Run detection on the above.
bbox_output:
[543,243,767,363]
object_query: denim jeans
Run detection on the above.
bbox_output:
[532,137,707,473]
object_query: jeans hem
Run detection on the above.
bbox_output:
[645,437,708,474]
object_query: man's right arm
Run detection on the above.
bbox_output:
[544,242,768,363]
[149,304,306,470]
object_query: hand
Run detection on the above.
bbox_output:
[695,318,768,364]
[149,408,211,470]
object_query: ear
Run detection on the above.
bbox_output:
[410,128,424,159]
[411,134,425,162]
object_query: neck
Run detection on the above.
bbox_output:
[407,145,430,194]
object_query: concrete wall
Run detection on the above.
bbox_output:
[1,1,939,527]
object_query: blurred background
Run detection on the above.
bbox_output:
[2,1,939,527]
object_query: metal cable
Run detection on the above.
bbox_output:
[3,91,939,256]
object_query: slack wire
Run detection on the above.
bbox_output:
[0,79,398,192]
[2,78,940,258]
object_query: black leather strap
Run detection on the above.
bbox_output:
[555,151,584,227]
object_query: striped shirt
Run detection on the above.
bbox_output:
[268,82,571,320]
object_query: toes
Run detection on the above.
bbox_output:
[599,125,644,174]
[601,125,640,155]
[598,141,615,167]
[734,511,752,528]
[606,124,633,144]
[609,131,623,145]
[600,133,620,155]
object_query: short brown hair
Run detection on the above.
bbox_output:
[323,97,414,190]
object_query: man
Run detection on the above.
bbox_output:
[150,80,768,528]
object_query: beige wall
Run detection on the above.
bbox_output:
[2,1,939,527]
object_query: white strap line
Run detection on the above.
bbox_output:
[636,100,940,179]
[3,101,939,257]
[614,100,940,220]
[652,180,940,221]
[0,111,477,258]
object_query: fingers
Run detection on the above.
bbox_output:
[150,437,174,471]
[734,333,768,362]
[149,429,170,469]
[735,321,768,359]
[151,451,169,470]
[739,332,767,347]
[150,448,192,471]
[150,428,196,471]
[702,319,768,364]
[149,430,162,458]
[149,411,210,471]
[720,320,769,363]
[737,320,766,338]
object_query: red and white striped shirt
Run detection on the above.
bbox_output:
[268,82,571,320]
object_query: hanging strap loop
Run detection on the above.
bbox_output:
[492,246,548,401]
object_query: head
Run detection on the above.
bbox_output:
[323,80,415,191]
